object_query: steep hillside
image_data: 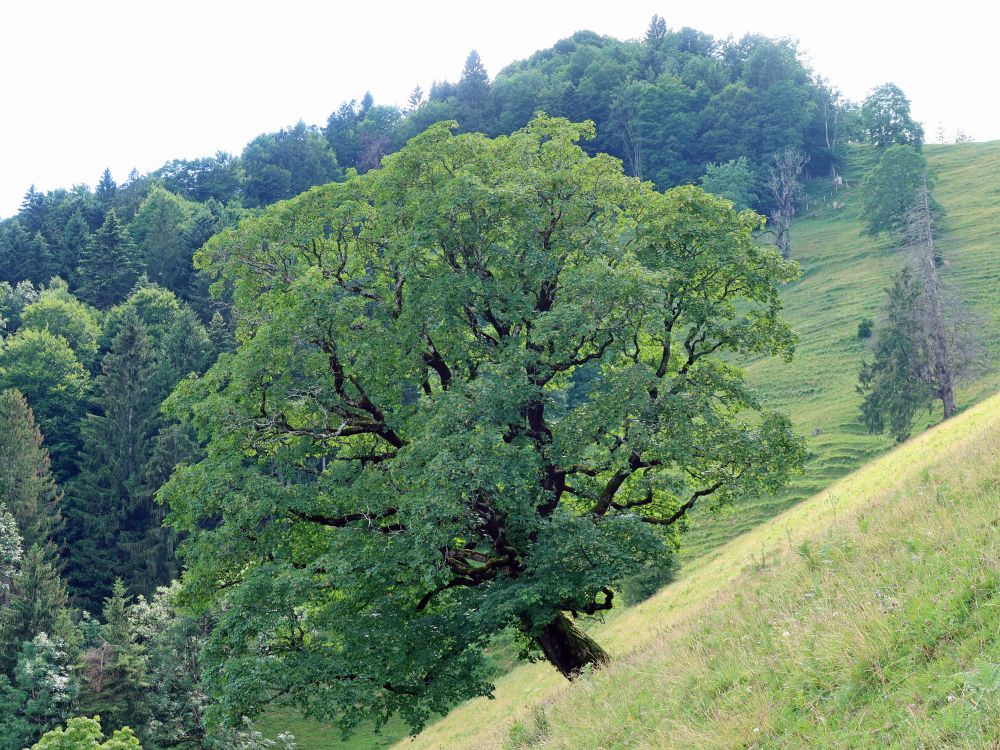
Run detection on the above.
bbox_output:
[683,140,1000,558]
[398,358,1000,749]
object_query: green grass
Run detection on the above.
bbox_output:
[270,140,1000,748]
[400,368,1000,748]
[682,140,1000,559]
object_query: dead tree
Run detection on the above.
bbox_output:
[767,148,809,259]
[902,178,981,419]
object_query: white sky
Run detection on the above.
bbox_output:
[2,0,996,219]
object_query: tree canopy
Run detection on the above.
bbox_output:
[163,115,804,734]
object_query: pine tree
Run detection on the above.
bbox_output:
[63,311,158,610]
[0,390,62,550]
[59,209,91,287]
[95,168,117,209]
[76,210,138,308]
[456,50,493,133]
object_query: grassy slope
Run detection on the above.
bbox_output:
[272,141,1000,748]
[400,359,1000,749]
[682,140,1000,558]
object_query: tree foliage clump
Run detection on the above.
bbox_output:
[861,83,924,151]
[163,115,805,734]
[860,144,933,236]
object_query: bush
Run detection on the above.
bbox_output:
[858,318,874,339]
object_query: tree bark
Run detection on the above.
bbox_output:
[534,613,610,679]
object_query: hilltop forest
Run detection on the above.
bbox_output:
[0,16,955,750]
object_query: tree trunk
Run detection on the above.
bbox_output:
[535,613,610,679]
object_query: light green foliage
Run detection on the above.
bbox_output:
[0,329,89,477]
[0,509,21,605]
[700,157,759,212]
[101,283,180,351]
[21,284,101,367]
[861,82,924,151]
[0,280,38,334]
[164,115,803,734]
[28,717,141,750]
[0,389,62,549]
[860,144,931,236]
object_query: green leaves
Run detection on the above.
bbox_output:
[165,115,804,732]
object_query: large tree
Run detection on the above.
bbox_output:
[162,116,804,733]
[861,83,924,151]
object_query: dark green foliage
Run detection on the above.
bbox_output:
[64,313,159,609]
[857,318,873,339]
[0,545,74,677]
[75,581,150,732]
[153,152,243,204]
[0,389,63,550]
[617,550,679,606]
[858,268,932,441]
[76,211,139,308]
[861,83,924,151]
[0,634,77,750]
[860,145,932,236]
[242,121,341,206]
[164,116,804,734]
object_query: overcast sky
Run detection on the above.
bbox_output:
[1,0,994,218]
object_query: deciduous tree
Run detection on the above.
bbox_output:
[163,116,804,734]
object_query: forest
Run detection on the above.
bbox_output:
[0,15,961,749]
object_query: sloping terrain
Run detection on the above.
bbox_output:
[400,360,1000,749]
[684,140,1000,558]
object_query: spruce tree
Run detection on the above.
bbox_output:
[0,545,74,677]
[59,209,90,287]
[64,311,158,609]
[76,210,138,308]
[76,580,150,732]
[0,390,62,550]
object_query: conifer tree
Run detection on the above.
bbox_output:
[0,545,74,677]
[76,210,138,308]
[0,389,63,550]
[64,311,158,609]
[76,580,150,732]
[59,209,91,287]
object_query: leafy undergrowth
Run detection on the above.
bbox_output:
[398,386,1000,748]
